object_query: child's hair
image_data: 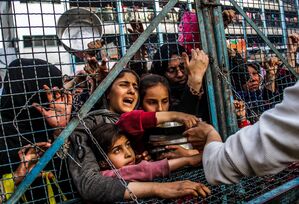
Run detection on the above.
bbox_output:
[139,74,170,103]
[90,123,123,162]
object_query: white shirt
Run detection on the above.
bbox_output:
[203,81,299,184]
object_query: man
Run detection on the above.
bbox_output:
[184,81,299,184]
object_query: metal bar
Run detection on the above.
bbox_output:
[247,177,299,204]
[198,0,228,138]
[116,1,127,56]
[154,0,164,45]
[296,0,299,28]
[260,0,268,38]
[6,1,179,203]
[278,0,288,46]
[194,0,219,131]
[187,0,193,11]
[229,0,299,79]
[239,1,248,48]
[213,0,238,137]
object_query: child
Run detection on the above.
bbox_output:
[90,123,207,188]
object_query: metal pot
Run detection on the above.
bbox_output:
[56,8,103,58]
[148,122,192,158]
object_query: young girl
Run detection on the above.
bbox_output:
[90,123,210,198]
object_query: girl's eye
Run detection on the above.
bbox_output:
[162,99,169,104]
[126,141,131,147]
[133,85,139,91]
[147,100,157,105]
[113,148,121,154]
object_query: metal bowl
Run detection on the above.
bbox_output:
[149,122,185,136]
[56,8,103,58]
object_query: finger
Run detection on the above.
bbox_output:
[182,52,189,68]
[54,89,61,100]
[197,187,207,198]
[191,49,197,59]
[142,151,149,157]
[165,145,179,150]
[35,142,52,149]
[201,184,211,195]
[182,128,192,137]
[127,28,134,33]
[188,188,199,197]
[137,20,144,31]
[32,103,46,116]
[66,92,73,105]
[101,58,107,67]
[144,155,151,161]
[43,84,54,102]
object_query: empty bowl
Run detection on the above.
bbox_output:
[56,8,103,58]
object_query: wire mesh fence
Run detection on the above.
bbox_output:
[0,0,298,203]
[119,164,299,203]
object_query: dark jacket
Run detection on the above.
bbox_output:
[68,109,127,203]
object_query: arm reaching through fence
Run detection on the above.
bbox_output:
[184,81,299,184]
[287,33,299,72]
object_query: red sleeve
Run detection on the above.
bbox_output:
[100,159,170,182]
[238,119,251,128]
[116,110,157,137]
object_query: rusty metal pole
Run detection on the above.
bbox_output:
[195,0,228,138]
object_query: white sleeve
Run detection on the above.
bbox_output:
[203,81,299,185]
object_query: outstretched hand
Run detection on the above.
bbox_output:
[265,56,279,76]
[183,122,221,151]
[155,180,211,199]
[287,33,299,53]
[183,49,209,94]
[14,142,52,185]
[233,100,246,119]
[128,20,148,59]
[83,39,109,83]
[223,9,236,28]
[32,85,72,128]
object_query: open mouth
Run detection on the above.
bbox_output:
[123,97,134,105]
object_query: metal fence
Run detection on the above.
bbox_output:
[0,0,298,203]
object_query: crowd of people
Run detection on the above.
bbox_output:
[0,7,298,204]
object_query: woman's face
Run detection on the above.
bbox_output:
[243,66,261,91]
[165,54,187,85]
[142,83,169,112]
[107,73,139,113]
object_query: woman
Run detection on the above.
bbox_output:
[0,58,72,203]
[68,69,208,203]
[151,45,210,122]
[230,61,279,122]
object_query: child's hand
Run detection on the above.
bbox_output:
[135,151,151,163]
[172,112,199,129]
[233,100,246,120]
